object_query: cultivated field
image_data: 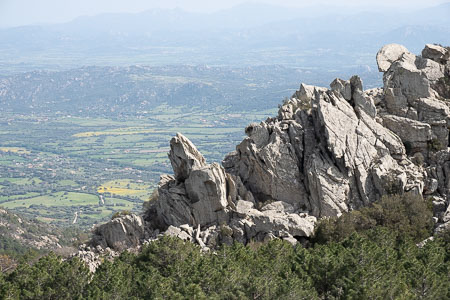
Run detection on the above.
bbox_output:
[0,105,276,227]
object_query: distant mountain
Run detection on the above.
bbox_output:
[0,3,449,73]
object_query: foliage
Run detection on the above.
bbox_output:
[313,193,434,244]
[1,229,449,299]
[0,255,17,273]
[0,208,87,265]
[1,253,91,299]
[428,138,445,152]
[1,193,448,299]
[142,189,158,211]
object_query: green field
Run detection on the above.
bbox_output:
[2,192,99,208]
[0,106,277,227]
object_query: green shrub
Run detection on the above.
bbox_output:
[313,193,433,244]
[428,138,445,152]
[219,225,233,237]
[2,232,449,299]
[143,189,158,211]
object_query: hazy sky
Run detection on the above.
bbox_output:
[0,0,448,28]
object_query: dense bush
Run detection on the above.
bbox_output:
[1,254,91,299]
[313,193,434,244]
[2,232,449,299]
[1,194,448,299]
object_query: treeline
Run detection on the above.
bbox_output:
[1,194,449,299]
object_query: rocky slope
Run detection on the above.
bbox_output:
[0,208,66,252]
[76,43,450,270]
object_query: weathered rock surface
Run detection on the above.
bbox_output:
[185,163,230,226]
[84,43,450,269]
[422,44,450,64]
[90,214,146,252]
[169,133,206,181]
[376,44,410,72]
[223,43,448,225]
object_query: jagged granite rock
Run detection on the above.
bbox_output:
[230,130,309,208]
[155,133,316,239]
[141,131,317,249]
[382,115,433,150]
[84,43,450,267]
[224,44,447,219]
[234,200,316,243]
[169,132,206,181]
[156,147,233,228]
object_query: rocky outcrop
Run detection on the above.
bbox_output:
[84,43,450,267]
[150,132,317,248]
[156,136,232,228]
[223,43,448,223]
[422,44,450,65]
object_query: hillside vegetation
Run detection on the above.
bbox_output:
[0,208,87,273]
[1,194,449,299]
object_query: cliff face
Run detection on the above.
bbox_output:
[81,44,450,264]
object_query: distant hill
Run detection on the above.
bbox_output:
[0,3,449,73]
[0,207,84,258]
[0,64,380,115]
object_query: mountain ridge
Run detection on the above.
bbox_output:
[1,3,449,73]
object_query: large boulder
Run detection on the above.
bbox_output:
[306,151,350,217]
[229,129,309,209]
[157,134,233,228]
[376,44,410,72]
[91,214,145,251]
[156,175,194,227]
[382,115,433,150]
[234,200,316,242]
